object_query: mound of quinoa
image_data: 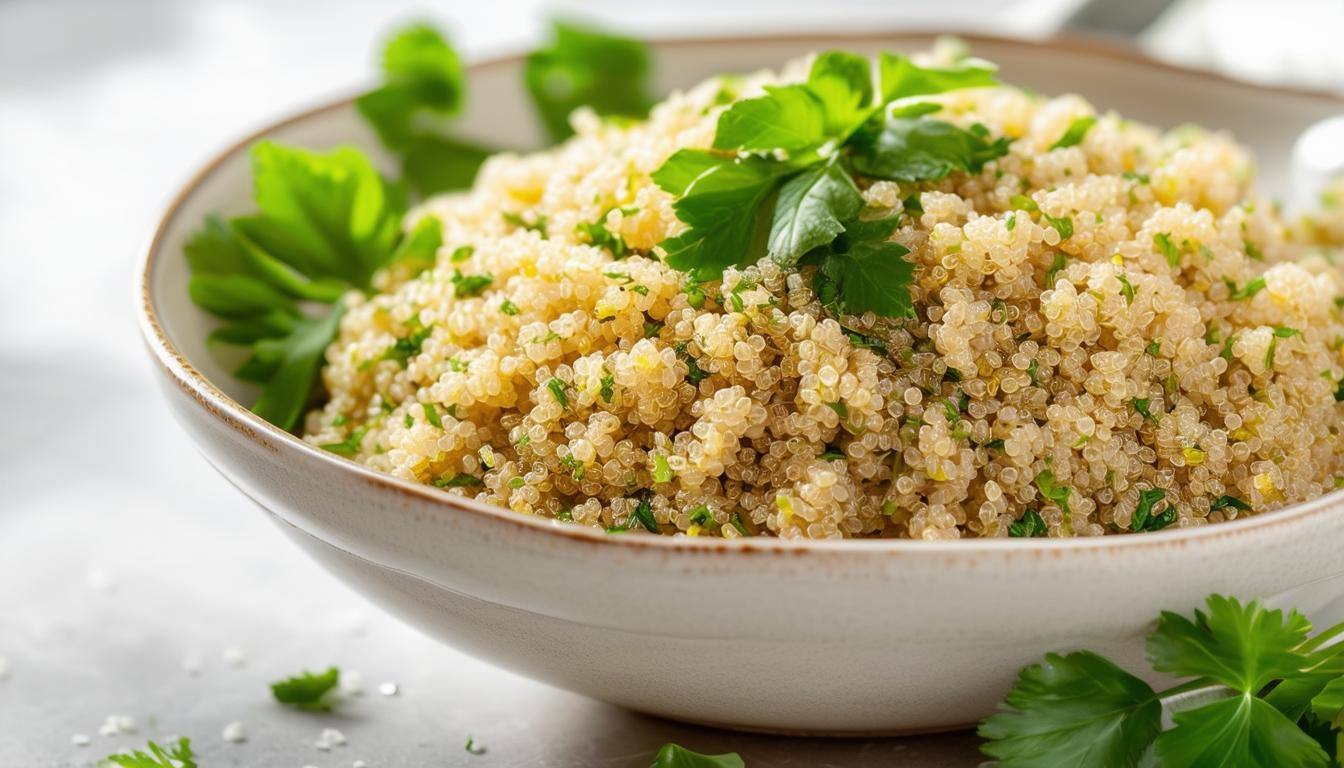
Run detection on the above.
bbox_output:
[303,53,1344,540]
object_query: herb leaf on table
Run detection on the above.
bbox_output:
[270,665,342,710]
[979,594,1344,767]
[100,737,196,768]
[650,743,746,768]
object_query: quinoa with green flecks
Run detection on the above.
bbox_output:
[303,52,1344,540]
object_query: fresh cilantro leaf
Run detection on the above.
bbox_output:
[1050,116,1097,150]
[979,650,1161,768]
[1034,469,1072,518]
[820,239,916,317]
[1146,595,1312,693]
[524,20,651,143]
[650,743,745,768]
[100,738,196,768]
[767,155,863,266]
[850,109,1011,182]
[1156,693,1329,768]
[714,84,828,153]
[876,52,998,102]
[1008,508,1047,538]
[270,666,340,711]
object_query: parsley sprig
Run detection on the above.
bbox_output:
[270,665,342,711]
[652,50,1005,318]
[100,738,196,768]
[980,594,1344,767]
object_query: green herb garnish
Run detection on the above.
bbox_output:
[1033,469,1071,519]
[270,666,340,711]
[1116,273,1135,305]
[1050,115,1097,150]
[652,50,1005,318]
[1133,398,1159,423]
[499,298,520,315]
[981,594,1342,768]
[650,743,745,768]
[524,21,652,143]
[451,270,493,297]
[320,426,368,457]
[1211,494,1252,513]
[1154,232,1181,267]
[433,473,482,488]
[1229,276,1267,300]
[1008,508,1047,538]
[546,377,570,408]
[1131,487,1174,532]
[100,738,197,768]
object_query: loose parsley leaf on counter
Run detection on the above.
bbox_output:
[525,20,653,143]
[100,738,197,768]
[270,666,341,710]
[981,595,1344,768]
[357,23,494,196]
[650,743,746,768]
[652,50,1006,319]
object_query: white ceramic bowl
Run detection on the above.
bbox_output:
[138,32,1344,735]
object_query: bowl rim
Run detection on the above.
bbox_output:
[137,28,1344,557]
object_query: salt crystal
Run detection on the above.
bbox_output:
[222,721,246,743]
[222,647,246,668]
[71,734,90,747]
[377,682,398,697]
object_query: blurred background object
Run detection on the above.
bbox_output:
[3,0,1342,765]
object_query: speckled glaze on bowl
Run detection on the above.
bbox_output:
[137,32,1344,734]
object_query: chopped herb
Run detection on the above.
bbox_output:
[451,270,494,297]
[630,283,650,296]
[433,473,482,488]
[1026,359,1040,386]
[403,413,414,429]
[1045,252,1067,286]
[546,377,570,408]
[508,477,525,490]
[683,281,707,309]
[270,666,340,710]
[450,245,475,262]
[1154,232,1181,267]
[579,216,630,259]
[827,401,850,420]
[1229,276,1267,300]
[1008,508,1046,537]
[502,211,548,235]
[1266,326,1301,369]
[1133,397,1159,423]
[499,298,520,315]
[674,342,711,385]
[464,736,487,755]
[1132,488,1174,532]
[629,495,659,533]
[422,402,444,429]
[380,321,434,368]
[1010,193,1040,213]
[1116,273,1135,305]
[599,374,615,403]
[330,414,347,427]
[985,438,1006,452]
[559,455,585,481]
[944,366,963,382]
[1044,213,1073,240]
[1005,212,1016,231]
[320,426,368,457]
[1049,115,1097,150]
[1145,340,1161,357]
[1210,494,1252,513]
[1123,170,1150,184]
[1033,469,1071,518]
[689,505,714,526]
[448,356,469,373]
[1244,237,1264,260]
[818,445,847,461]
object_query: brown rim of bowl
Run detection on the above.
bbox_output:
[137,28,1344,555]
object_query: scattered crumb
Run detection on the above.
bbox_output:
[377,682,398,697]
[183,654,203,677]
[353,761,368,768]
[98,715,137,737]
[222,721,246,743]
[465,736,486,755]
[315,727,348,750]
[71,734,90,747]
[222,647,247,668]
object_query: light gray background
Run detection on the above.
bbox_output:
[3,1,1339,766]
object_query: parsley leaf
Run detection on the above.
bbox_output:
[1008,508,1047,538]
[820,239,916,317]
[850,108,1011,182]
[714,84,828,153]
[1146,595,1312,693]
[767,155,863,266]
[1211,494,1252,513]
[270,666,341,711]
[979,651,1161,768]
[650,743,745,768]
[100,738,197,768]
[1050,115,1097,150]
[356,23,493,196]
[524,21,652,143]
[1157,694,1329,768]
[1131,488,1174,532]
[876,52,998,102]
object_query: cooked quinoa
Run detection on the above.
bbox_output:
[302,52,1344,540]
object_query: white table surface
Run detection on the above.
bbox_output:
[8,0,1328,765]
